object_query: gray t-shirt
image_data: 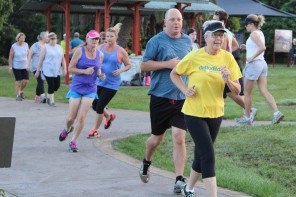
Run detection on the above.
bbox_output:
[142,32,192,100]
[30,42,42,72]
[12,42,29,69]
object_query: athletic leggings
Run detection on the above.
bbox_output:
[33,71,45,96]
[44,75,60,94]
[184,115,222,178]
[92,86,117,114]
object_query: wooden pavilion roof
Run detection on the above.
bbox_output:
[20,0,220,15]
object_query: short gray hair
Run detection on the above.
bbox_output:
[37,31,48,41]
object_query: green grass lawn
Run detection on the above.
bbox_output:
[113,124,296,197]
[1,65,295,121]
[1,65,296,196]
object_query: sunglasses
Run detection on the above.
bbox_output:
[210,32,224,39]
[245,22,253,27]
[91,37,100,40]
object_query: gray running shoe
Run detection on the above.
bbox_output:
[174,178,186,194]
[250,108,258,122]
[48,103,56,107]
[139,163,150,183]
[46,98,51,105]
[16,95,22,101]
[182,184,194,197]
[272,111,284,124]
[236,116,252,125]
[20,92,25,100]
[46,98,56,107]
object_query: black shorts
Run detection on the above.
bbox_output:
[223,77,244,98]
[150,95,186,135]
[12,68,29,81]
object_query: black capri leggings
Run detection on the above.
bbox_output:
[33,71,45,96]
[92,86,117,114]
[44,75,60,94]
[184,115,222,179]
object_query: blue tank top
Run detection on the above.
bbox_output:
[70,47,100,95]
[96,45,122,90]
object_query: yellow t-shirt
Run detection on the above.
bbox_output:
[176,48,242,118]
[60,40,66,54]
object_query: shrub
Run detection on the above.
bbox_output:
[0,56,8,66]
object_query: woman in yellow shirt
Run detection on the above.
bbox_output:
[171,20,241,197]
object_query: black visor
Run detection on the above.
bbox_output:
[204,22,226,34]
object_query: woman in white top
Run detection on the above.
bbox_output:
[8,32,29,101]
[36,32,67,107]
[27,31,49,103]
[239,14,284,125]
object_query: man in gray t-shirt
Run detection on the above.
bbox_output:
[139,8,192,194]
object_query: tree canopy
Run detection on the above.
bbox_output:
[0,0,14,32]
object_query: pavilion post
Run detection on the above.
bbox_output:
[60,0,71,84]
[104,0,117,31]
[44,9,52,32]
[95,10,101,32]
[132,3,141,55]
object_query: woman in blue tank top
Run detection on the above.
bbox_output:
[89,23,131,138]
[58,30,104,152]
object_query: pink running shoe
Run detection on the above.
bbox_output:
[104,113,116,129]
[34,96,40,103]
[69,141,78,152]
[87,129,100,139]
[59,126,74,142]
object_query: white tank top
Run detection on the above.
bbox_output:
[246,30,265,60]
[12,42,29,69]
[42,44,63,77]
[225,29,233,52]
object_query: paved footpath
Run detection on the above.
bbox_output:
[0,97,266,197]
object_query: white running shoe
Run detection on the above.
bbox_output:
[272,111,284,124]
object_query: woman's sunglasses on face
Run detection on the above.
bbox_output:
[245,22,254,27]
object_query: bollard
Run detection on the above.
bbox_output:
[0,117,16,168]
